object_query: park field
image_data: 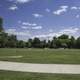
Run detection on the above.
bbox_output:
[0,70,80,80]
[0,48,80,64]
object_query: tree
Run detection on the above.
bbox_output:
[47,40,51,48]
[0,32,8,47]
[76,37,80,48]
[52,37,57,48]
[32,37,41,48]
[56,34,70,48]
[40,40,46,48]
[1,17,80,49]
[61,43,67,49]
[58,34,69,39]
[27,39,33,48]
[17,40,25,48]
[7,35,17,48]
[69,36,76,48]
[0,17,3,32]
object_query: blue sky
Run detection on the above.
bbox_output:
[0,0,80,40]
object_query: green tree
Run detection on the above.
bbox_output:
[69,36,76,48]
[0,32,8,47]
[40,40,46,48]
[27,39,33,48]
[32,37,41,48]
[0,17,3,32]
[58,34,69,39]
[17,40,25,48]
[7,35,17,48]
[76,37,80,48]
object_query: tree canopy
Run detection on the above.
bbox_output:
[0,17,3,32]
[0,18,80,49]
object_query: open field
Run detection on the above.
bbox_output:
[0,48,80,64]
[0,70,80,80]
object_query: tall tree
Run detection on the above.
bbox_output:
[17,40,25,48]
[76,37,80,48]
[32,37,41,48]
[7,35,17,48]
[69,36,76,48]
[0,17,3,32]
[27,39,33,48]
[58,34,69,39]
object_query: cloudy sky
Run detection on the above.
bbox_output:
[0,0,80,40]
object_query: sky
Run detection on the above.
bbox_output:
[0,0,80,41]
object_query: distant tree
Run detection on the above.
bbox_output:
[0,17,4,32]
[25,42,28,48]
[76,37,80,48]
[17,40,25,48]
[47,40,51,48]
[61,43,67,49]
[7,35,17,48]
[40,40,46,48]
[32,37,41,48]
[1,17,80,49]
[69,36,76,48]
[0,32,8,47]
[58,34,69,39]
[27,39,33,48]
[52,37,57,48]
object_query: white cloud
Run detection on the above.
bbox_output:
[9,5,18,11]
[32,23,37,26]
[16,0,31,3]
[49,29,53,33]
[76,15,80,18]
[22,22,37,26]
[78,7,80,9]
[9,0,32,4]
[20,22,42,30]
[32,14,43,18]
[6,28,30,36]
[6,27,79,40]
[6,29,16,33]
[32,27,79,40]
[21,26,29,29]
[71,6,80,10]
[45,8,50,12]
[61,6,68,9]
[71,6,78,10]
[32,26,42,30]
[22,22,31,26]
[21,26,42,30]
[18,20,22,23]
[58,27,79,35]
[53,6,68,15]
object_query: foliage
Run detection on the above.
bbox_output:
[0,17,80,49]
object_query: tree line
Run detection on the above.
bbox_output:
[0,17,80,49]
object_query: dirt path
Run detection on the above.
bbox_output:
[0,61,80,74]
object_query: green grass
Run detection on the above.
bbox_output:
[0,70,80,80]
[0,48,80,64]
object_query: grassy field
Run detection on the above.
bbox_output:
[0,70,80,80]
[0,48,80,64]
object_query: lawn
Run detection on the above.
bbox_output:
[0,48,80,64]
[0,70,80,80]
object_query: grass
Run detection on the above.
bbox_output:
[0,48,80,64]
[0,70,80,80]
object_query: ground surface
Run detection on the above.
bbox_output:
[0,48,80,64]
[0,61,80,74]
[0,70,80,80]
